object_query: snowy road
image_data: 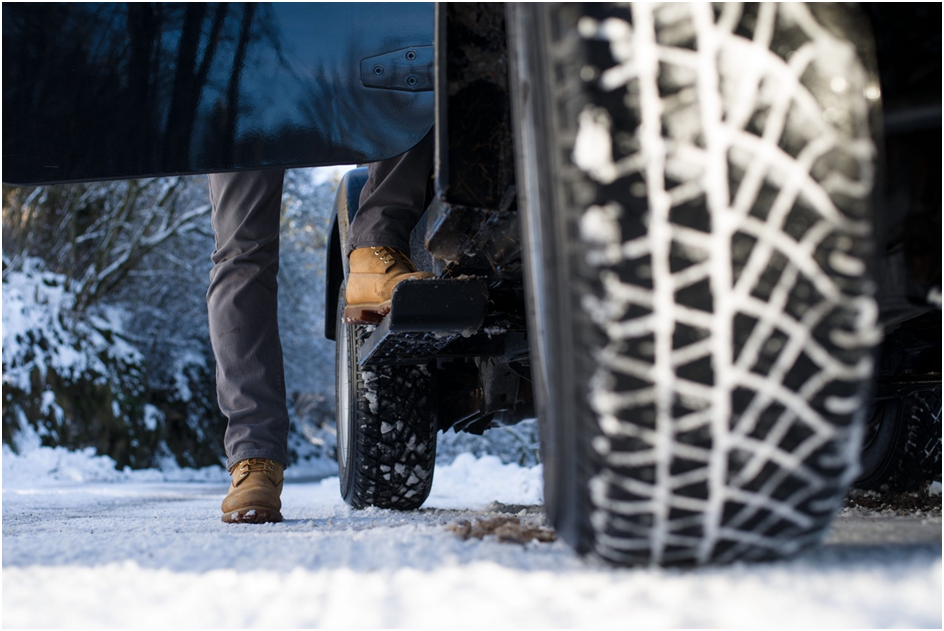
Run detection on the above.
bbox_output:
[3,452,941,628]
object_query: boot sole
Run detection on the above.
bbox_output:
[343,302,392,325]
[221,507,283,524]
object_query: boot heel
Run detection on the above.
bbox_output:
[343,303,390,325]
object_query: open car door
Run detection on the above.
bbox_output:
[2,2,434,185]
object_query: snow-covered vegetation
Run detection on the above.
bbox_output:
[2,169,542,474]
[2,170,342,471]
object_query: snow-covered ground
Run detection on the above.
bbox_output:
[3,444,941,629]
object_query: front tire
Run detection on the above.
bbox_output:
[336,288,437,510]
[510,3,881,565]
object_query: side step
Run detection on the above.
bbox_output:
[357,278,488,366]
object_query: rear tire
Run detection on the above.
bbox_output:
[509,3,881,565]
[336,288,437,510]
[856,388,942,492]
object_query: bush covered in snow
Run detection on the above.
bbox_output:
[1,171,343,471]
[437,419,542,468]
[1,258,226,469]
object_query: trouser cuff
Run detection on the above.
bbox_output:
[226,449,289,472]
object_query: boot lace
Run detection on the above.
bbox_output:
[235,458,277,481]
[372,247,417,272]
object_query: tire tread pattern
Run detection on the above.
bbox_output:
[548,3,880,565]
[346,326,437,511]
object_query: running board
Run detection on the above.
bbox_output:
[357,278,488,366]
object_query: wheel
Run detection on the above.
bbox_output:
[509,3,881,565]
[335,287,437,510]
[856,388,942,492]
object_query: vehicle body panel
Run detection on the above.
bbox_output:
[2,2,434,185]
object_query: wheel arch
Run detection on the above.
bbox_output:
[324,167,369,341]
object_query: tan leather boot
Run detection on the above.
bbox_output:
[344,246,434,324]
[221,458,284,523]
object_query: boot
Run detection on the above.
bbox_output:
[221,458,284,523]
[344,246,434,324]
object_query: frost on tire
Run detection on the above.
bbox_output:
[514,3,881,566]
[336,295,437,511]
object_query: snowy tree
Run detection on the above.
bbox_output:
[2,177,225,467]
[2,169,348,469]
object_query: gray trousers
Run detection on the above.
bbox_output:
[208,131,433,470]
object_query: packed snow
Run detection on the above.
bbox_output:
[3,441,940,628]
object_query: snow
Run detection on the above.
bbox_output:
[2,258,143,396]
[3,444,941,628]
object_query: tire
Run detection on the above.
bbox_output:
[856,388,942,492]
[509,3,881,565]
[335,287,437,510]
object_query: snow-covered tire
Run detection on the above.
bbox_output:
[855,388,942,492]
[335,288,437,510]
[509,3,880,565]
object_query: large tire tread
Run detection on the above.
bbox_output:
[348,355,437,510]
[336,290,437,512]
[515,3,881,566]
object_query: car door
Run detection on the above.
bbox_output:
[2,2,434,185]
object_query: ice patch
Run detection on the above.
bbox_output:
[573,108,618,184]
[825,395,862,415]
[829,251,865,276]
[579,204,622,245]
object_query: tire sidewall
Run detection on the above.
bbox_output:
[335,285,358,501]
[508,3,592,550]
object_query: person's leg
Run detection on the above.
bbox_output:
[344,130,435,324]
[346,128,434,256]
[207,169,290,470]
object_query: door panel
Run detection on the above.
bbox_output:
[2,3,434,184]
